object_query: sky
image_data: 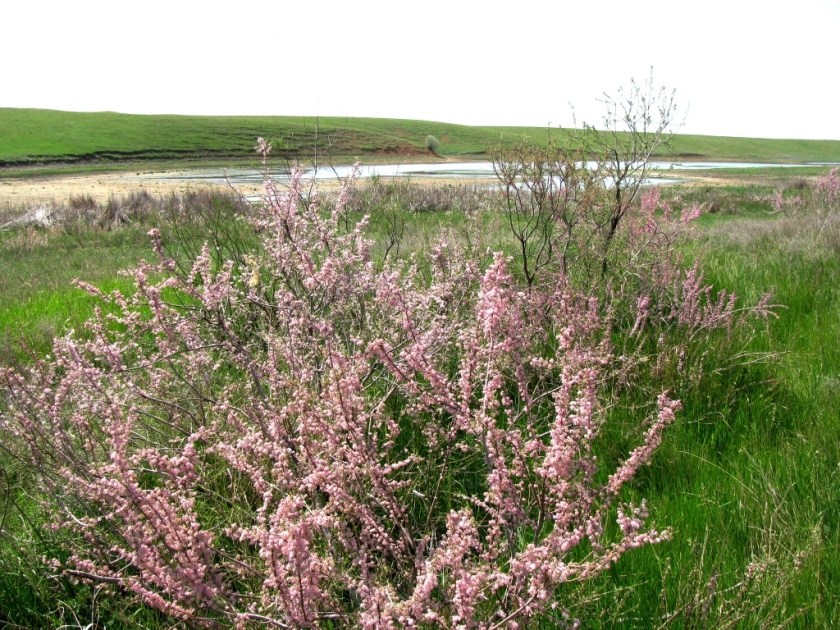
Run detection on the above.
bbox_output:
[2,0,839,140]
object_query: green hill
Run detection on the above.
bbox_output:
[2,108,840,166]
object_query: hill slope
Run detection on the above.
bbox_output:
[3,108,840,166]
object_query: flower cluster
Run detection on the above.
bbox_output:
[1,140,740,629]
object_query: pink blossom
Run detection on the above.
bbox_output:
[0,146,730,628]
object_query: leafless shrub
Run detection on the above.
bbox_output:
[492,72,678,286]
[0,204,56,232]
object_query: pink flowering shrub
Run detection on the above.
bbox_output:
[814,167,840,209]
[1,141,773,629]
[488,137,768,362]
[772,168,839,215]
[615,187,776,382]
[766,168,840,257]
[772,189,803,215]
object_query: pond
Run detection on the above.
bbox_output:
[129,160,839,193]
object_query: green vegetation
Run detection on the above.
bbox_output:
[1,171,839,626]
[425,134,441,154]
[573,201,840,626]
[3,108,840,168]
[0,228,143,361]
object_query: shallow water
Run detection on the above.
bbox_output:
[130,160,837,192]
[657,161,837,170]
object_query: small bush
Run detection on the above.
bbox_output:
[425,134,440,154]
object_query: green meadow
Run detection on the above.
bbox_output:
[4,108,840,168]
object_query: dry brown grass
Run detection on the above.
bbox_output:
[0,189,250,233]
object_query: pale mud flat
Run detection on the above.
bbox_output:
[0,171,253,207]
[0,161,733,208]
[0,171,502,207]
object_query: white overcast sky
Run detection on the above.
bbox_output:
[2,0,839,140]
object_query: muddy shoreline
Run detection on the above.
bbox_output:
[0,171,508,207]
[0,157,801,207]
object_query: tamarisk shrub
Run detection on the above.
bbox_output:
[768,167,840,255]
[609,186,778,387]
[772,168,840,216]
[815,167,840,208]
[3,140,749,629]
[490,69,774,384]
[494,133,776,391]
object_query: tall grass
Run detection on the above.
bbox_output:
[574,192,840,627]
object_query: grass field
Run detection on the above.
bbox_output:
[4,108,840,168]
[1,172,839,627]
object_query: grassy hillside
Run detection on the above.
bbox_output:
[3,108,840,167]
